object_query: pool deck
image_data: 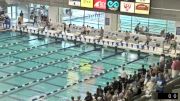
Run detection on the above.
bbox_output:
[11,26,179,58]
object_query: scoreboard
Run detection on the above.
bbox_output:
[68,0,151,15]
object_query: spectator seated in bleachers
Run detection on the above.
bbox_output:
[144,77,156,98]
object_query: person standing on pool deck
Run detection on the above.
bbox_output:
[135,23,140,34]
[19,10,24,23]
[3,16,11,29]
[86,25,91,35]
[159,54,165,68]
[33,15,38,26]
[144,34,151,46]
[82,25,87,35]
[63,23,67,33]
[98,27,104,42]
[145,26,149,33]
[168,37,177,54]
[18,16,22,25]
[124,31,130,42]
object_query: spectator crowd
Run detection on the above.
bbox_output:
[70,55,180,101]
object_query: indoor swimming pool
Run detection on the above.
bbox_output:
[0,31,160,101]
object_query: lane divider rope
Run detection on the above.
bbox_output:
[31,55,149,100]
[0,48,94,80]
[0,56,96,95]
[0,44,79,67]
[0,43,50,57]
[0,50,120,96]
[0,38,37,49]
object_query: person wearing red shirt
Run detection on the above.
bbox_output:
[171,57,180,78]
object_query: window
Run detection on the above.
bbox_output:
[119,15,175,35]
[120,15,132,32]
[71,9,84,26]
[7,7,11,19]
[149,18,166,34]
[12,6,17,19]
[7,6,17,19]
[84,11,105,29]
[61,8,105,29]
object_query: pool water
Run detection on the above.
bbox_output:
[0,31,160,101]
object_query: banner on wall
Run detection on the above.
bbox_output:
[106,0,120,11]
[120,1,135,13]
[135,3,150,15]
[136,0,150,3]
[81,0,94,8]
[94,0,107,10]
[69,0,81,6]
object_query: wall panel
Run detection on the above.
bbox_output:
[16,0,180,21]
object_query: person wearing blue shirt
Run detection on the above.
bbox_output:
[156,73,166,93]
[3,16,11,29]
